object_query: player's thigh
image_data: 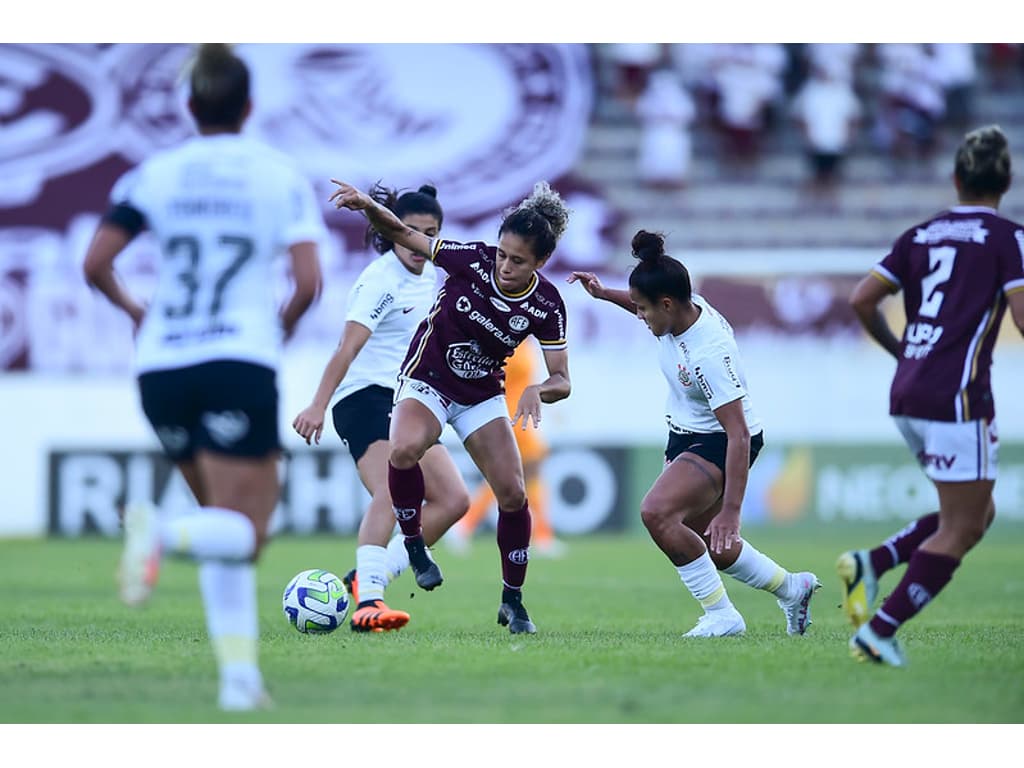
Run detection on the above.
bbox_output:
[196,450,280,530]
[355,440,391,498]
[934,478,995,530]
[646,451,723,521]
[332,385,393,474]
[463,415,525,502]
[421,442,470,511]
[389,380,445,461]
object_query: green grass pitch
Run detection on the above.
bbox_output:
[1,521,1022,724]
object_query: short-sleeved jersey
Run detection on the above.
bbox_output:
[873,206,1024,422]
[110,133,327,374]
[657,295,762,435]
[331,250,438,404]
[399,239,567,405]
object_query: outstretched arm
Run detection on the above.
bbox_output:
[849,272,901,359]
[566,271,636,314]
[329,179,433,258]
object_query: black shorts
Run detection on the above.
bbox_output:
[665,430,764,476]
[138,360,279,462]
[332,385,393,463]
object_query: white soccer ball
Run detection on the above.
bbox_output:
[282,568,350,634]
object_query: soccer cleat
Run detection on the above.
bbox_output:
[118,501,162,607]
[683,608,747,637]
[404,535,444,591]
[849,623,907,668]
[778,572,822,636]
[837,550,879,629]
[342,568,359,605]
[350,600,410,633]
[497,590,537,634]
[218,681,274,712]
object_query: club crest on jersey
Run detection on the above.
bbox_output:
[677,364,692,387]
[509,315,529,332]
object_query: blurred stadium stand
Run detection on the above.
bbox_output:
[578,44,1024,255]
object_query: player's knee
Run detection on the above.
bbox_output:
[388,440,424,469]
[495,484,527,512]
[640,498,672,532]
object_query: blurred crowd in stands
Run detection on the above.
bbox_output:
[608,44,1024,196]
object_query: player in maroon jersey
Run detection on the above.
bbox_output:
[329,178,571,634]
[839,125,1024,666]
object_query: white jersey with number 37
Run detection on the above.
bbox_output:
[110,133,327,374]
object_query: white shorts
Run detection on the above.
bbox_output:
[395,377,509,443]
[893,416,998,482]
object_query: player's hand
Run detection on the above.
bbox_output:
[292,405,326,445]
[328,180,372,211]
[512,385,543,431]
[705,506,741,555]
[566,271,605,299]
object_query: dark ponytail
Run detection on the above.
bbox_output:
[366,182,444,254]
[627,230,692,304]
[189,44,250,129]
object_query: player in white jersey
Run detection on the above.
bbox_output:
[292,183,468,632]
[82,45,324,711]
[569,230,820,638]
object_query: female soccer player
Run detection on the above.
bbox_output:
[329,178,572,634]
[568,231,820,638]
[83,44,325,710]
[292,183,469,633]
[838,124,1024,666]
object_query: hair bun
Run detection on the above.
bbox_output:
[417,184,438,198]
[631,230,666,261]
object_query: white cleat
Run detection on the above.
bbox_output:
[683,608,747,637]
[219,681,274,712]
[778,572,822,636]
[118,501,162,607]
[849,623,907,668]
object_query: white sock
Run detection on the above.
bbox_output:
[676,551,734,611]
[356,544,389,603]
[722,540,792,599]
[160,507,256,561]
[198,560,262,691]
[384,535,409,583]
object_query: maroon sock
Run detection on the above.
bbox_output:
[869,549,959,638]
[388,461,424,537]
[497,500,532,589]
[869,512,940,577]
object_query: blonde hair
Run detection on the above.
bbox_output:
[955,125,1011,199]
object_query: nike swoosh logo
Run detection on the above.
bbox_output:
[402,307,416,314]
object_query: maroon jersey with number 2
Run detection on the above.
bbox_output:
[872,206,1024,422]
[399,239,568,405]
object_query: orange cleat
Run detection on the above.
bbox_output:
[350,600,410,633]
